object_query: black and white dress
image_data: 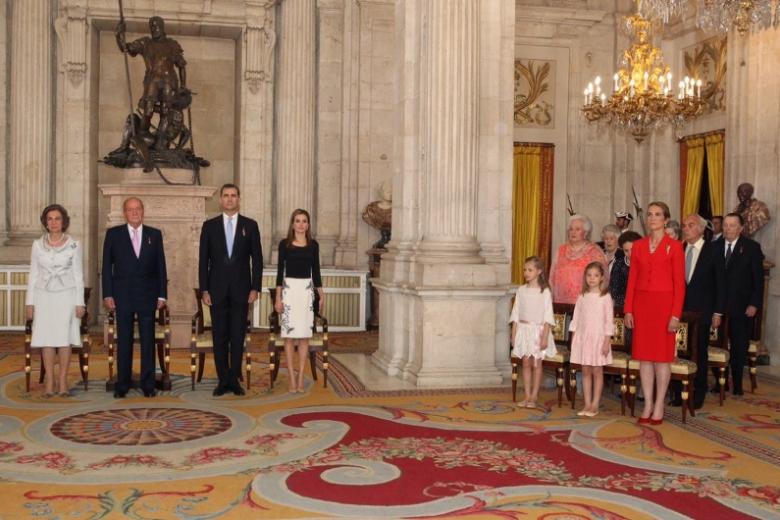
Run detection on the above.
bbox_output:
[276,239,322,339]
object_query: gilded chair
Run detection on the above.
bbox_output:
[569,311,630,415]
[267,287,329,390]
[104,305,171,391]
[628,311,699,423]
[708,323,729,405]
[25,288,92,392]
[189,289,251,390]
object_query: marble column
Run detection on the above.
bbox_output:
[273,0,316,258]
[0,0,8,246]
[373,0,511,388]
[241,0,277,262]
[416,0,481,263]
[8,0,52,245]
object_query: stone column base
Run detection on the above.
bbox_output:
[99,172,217,348]
[373,278,506,389]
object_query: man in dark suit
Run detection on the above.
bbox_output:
[199,184,262,396]
[102,197,167,398]
[714,212,764,396]
[673,214,725,409]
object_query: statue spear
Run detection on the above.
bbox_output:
[117,0,152,172]
[632,185,647,235]
[566,193,575,216]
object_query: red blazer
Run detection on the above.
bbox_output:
[623,235,685,318]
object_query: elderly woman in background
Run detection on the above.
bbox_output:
[600,224,624,276]
[550,214,608,304]
[624,202,685,425]
[25,205,85,398]
[665,220,682,241]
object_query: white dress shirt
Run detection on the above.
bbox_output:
[222,213,239,242]
[724,236,739,258]
[127,223,143,242]
[684,237,704,283]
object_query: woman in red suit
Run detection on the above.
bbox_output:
[624,201,685,425]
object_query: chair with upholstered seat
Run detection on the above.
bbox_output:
[511,303,573,407]
[25,287,92,393]
[267,287,329,390]
[708,324,730,406]
[628,311,700,423]
[189,289,251,390]
[104,305,171,391]
[569,311,630,415]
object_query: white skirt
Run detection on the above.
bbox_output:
[280,277,314,339]
[511,322,557,360]
[30,287,81,348]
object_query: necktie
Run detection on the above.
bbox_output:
[226,217,234,258]
[132,228,141,258]
[725,241,732,265]
[685,245,694,283]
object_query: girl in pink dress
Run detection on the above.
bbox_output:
[569,262,614,417]
[509,256,557,409]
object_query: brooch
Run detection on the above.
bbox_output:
[242,227,246,237]
[147,236,151,245]
[665,244,670,255]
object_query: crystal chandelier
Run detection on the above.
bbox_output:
[697,0,779,35]
[639,0,689,23]
[637,0,780,35]
[581,9,705,143]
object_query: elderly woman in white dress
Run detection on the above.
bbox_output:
[25,205,85,397]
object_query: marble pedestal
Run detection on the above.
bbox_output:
[372,261,505,388]
[99,170,216,349]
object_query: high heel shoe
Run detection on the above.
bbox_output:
[650,417,664,425]
[637,416,652,424]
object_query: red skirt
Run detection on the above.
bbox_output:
[631,290,676,362]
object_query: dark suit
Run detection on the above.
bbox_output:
[714,236,764,394]
[681,240,726,405]
[102,224,167,394]
[198,214,262,390]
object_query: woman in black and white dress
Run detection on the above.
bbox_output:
[274,209,325,393]
[25,205,85,397]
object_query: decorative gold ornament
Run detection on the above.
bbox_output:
[581,9,705,143]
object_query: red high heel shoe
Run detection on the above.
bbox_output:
[650,418,664,425]
[637,416,652,424]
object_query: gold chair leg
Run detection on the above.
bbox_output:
[511,358,518,402]
[749,354,758,393]
[628,373,637,417]
[569,369,577,410]
[556,367,564,408]
[323,351,329,389]
[718,367,725,406]
[681,380,689,423]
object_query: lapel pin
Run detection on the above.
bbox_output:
[242,227,246,237]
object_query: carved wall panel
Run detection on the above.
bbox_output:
[683,36,727,113]
[514,59,555,128]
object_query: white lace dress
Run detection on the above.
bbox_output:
[509,285,557,360]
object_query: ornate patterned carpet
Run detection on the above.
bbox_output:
[0,345,779,519]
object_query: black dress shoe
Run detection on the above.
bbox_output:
[212,387,226,397]
[693,399,705,410]
[232,386,246,396]
[114,390,127,398]
[143,389,157,398]
[669,397,683,407]
[733,389,744,396]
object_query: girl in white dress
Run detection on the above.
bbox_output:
[25,205,85,398]
[509,256,557,409]
[569,262,614,417]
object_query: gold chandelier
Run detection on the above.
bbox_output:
[581,9,705,143]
